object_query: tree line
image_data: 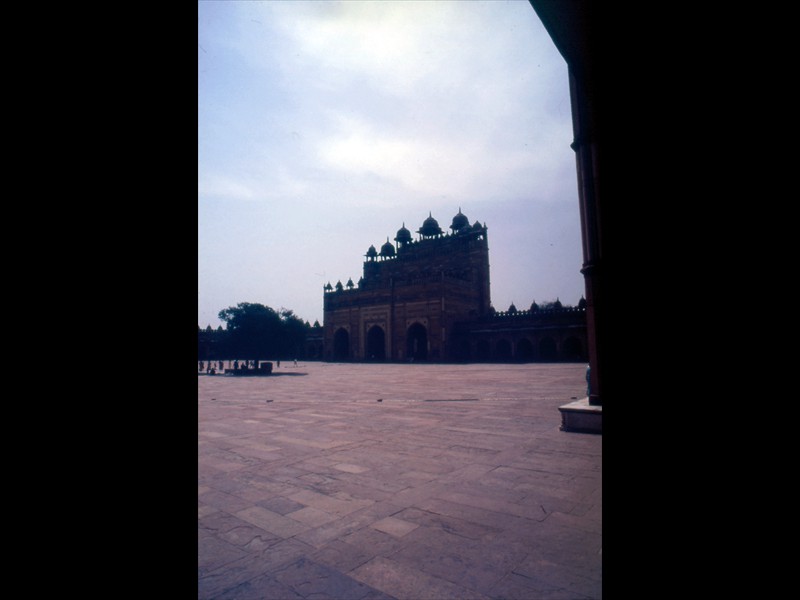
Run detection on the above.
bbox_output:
[198,302,321,362]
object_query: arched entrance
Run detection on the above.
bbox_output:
[516,338,534,362]
[406,323,428,361]
[333,328,350,361]
[366,325,386,360]
[496,339,512,362]
[539,337,557,361]
[562,336,583,361]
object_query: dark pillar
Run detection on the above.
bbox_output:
[570,68,603,406]
[530,0,604,406]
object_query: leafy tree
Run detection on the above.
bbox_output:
[218,302,284,361]
[538,299,567,310]
[279,308,309,360]
[215,302,315,361]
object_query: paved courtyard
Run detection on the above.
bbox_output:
[198,362,601,599]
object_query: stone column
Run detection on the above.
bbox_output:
[569,66,603,406]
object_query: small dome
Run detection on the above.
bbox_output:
[508,302,517,313]
[472,220,483,231]
[418,212,443,237]
[380,237,396,258]
[395,223,412,244]
[365,245,378,258]
[450,208,469,232]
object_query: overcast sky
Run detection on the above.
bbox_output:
[198,0,584,329]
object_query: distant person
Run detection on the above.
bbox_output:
[234,360,239,370]
[199,361,204,371]
[586,364,591,396]
[218,360,223,370]
[277,360,280,368]
[293,359,298,367]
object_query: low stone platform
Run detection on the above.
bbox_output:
[559,397,602,434]
[199,362,602,599]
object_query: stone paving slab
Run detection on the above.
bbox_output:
[199,362,601,599]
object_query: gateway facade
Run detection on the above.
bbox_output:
[322,210,587,363]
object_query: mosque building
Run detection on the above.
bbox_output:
[319,209,588,363]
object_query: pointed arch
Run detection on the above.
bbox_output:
[366,325,386,360]
[539,337,557,361]
[562,336,583,361]
[333,328,350,361]
[476,339,491,361]
[496,339,512,362]
[516,338,535,362]
[406,323,428,361]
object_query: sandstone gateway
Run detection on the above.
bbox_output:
[320,209,587,363]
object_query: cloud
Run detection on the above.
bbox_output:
[201,1,573,209]
[198,1,582,326]
[315,110,570,207]
[315,114,461,197]
[198,173,257,201]
[269,1,455,95]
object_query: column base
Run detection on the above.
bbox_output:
[559,397,602,434]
